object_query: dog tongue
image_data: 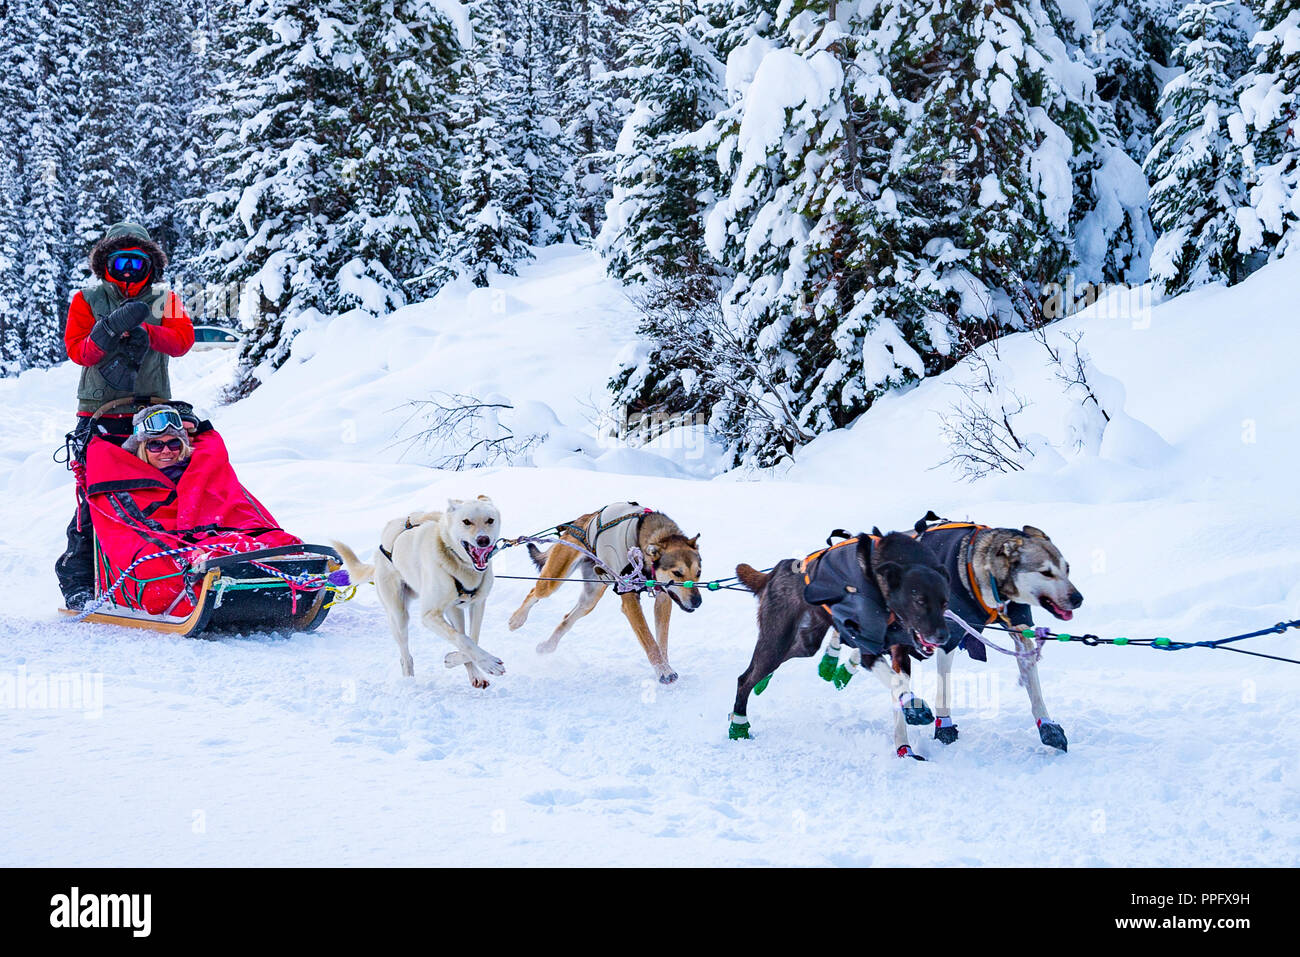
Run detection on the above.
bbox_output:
[466,544,493,568]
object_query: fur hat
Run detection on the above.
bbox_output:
[89,222,167,281]
[122,404,190,455]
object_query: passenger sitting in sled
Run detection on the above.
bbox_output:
[82,407,302,617]
[122,405,194,483]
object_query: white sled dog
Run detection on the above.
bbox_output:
[332,496,505,688]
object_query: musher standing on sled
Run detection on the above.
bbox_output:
[54,222,196,610]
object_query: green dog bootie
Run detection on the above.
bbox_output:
[753,673,773,695]
[728,713,752,740]
[818,651,838,682]
[832,663,856,690]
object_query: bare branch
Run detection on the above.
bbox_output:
[390,392,544,470]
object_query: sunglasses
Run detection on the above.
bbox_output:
[145,439,184,454]
[135,408,184,435]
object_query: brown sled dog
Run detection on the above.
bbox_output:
[507,503,703,684]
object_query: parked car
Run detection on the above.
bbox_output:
[191,325,242,351]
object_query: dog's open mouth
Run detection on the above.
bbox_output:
[463,541,494,571]
[912,631,938,657]
[1039,596,1074,621]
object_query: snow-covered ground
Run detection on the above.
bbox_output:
[1,245,1297,866]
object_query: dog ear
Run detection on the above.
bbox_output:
[874,561,903,592]
[1022,525,1048,540]
[447,498,464,510]
[688,534,699,548]
[477,494,493,502]
[645,543,662,562]
[1002,536,1025,558]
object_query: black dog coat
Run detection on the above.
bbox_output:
[801,537,904,656]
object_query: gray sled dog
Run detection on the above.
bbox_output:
[906,515,1084,751]
[332,497,505,688]
[731,531,950,756]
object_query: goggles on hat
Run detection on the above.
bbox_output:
[135,408,184,437]
[107,250,152,284]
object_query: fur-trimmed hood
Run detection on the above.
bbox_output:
[89,222,167,280]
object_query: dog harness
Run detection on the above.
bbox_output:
[912,519,1033,659]
[558,503,656,588]
[797,533,899,656]
[378,518,480,599]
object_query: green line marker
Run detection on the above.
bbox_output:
[1153,637,1171,647]
[1113,636,1129,646]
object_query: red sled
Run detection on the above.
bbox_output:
[60,427,343,637]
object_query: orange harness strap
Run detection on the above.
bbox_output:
[912,520,1004,625]
[799,535,879,619]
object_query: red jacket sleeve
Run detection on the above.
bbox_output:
[64,292,105,366]
[146,292,195,357]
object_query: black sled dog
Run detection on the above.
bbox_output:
[730,531,949,758]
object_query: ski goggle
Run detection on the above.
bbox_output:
[135,408,185,436]
[145,438,184,454]
[107,250,152,282]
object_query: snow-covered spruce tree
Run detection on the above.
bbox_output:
[1235,0,1300,262]
[23,0,82,367]
[681,2,928,465]
[1089,0,1180,162]
[194,0,357,398]
[487,0,568,245]
[597,0,727,284]
[448,5,532,287]
[72,0,143,278]
[602,0,778,438]
[1047,0,1156,289]
[1144,0,1252,293]
[554,0,629,240]
[133,0,205,263]
[0,0,35,370]
[337,0,464,309]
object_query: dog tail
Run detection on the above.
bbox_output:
[330,539,376,586]
[735,563,771,594]
[526,543,547,570]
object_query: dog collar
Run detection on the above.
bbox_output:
[964,529,1009,626]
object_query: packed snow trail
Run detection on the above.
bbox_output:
[1,247,1297,866]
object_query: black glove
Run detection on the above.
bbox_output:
[96,327,150,392]
[104,300,151,336]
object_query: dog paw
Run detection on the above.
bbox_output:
[443,651,471,668]
[831,663,855,690]
[479,655,506,676]
[508,611,528,631]
[896,745,926,761]
[934,720,959,745]
[899,693,933,726]
[658,669,679,685]
[817,651,838,682]
[753,673,772,695]
[1037,719,1068,752]
[471,677,490,689]
[535,639,557,655]
[728,715,751,740]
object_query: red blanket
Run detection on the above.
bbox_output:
[86,430,300,615]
